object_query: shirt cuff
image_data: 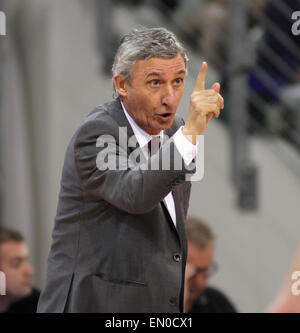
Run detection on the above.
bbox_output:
[173,126,198,166]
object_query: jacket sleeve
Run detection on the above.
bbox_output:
[74,118,195,214]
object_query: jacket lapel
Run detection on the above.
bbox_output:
[108,99,146,161]
[171,188,185,248]
[161,124,185,248]
[107,98,134,136]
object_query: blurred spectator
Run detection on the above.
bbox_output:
[256,0,300,89]
[185,217,237,313]
[172,0,266,67]
[0,227,40,313]
[172,0,228,64]
[247,0,300,132]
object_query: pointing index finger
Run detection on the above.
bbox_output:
[194,61,207,91]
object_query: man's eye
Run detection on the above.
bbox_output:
[10,260,22,268]
[174,78,183,85]
[150,80,160,87]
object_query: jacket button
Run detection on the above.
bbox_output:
[173,253,181,262]
[169,297,177,305]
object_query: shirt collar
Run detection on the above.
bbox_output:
[120,100,163,150]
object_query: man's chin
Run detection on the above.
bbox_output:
[157,115,175,130]
[189,289,202,302]
[8,287,32,303]
[20,285,32,298]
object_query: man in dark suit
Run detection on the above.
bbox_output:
[37,27,223,313]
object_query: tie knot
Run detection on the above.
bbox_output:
[148,137,161,157]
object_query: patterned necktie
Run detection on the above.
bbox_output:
[148,136,161,157]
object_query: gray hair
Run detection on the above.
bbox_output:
[112,27,189,97]
[186,217,215,250]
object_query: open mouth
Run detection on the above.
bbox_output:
[158,113,173,121]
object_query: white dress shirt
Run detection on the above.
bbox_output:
[121,102,197,226]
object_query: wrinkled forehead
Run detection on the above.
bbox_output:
[131,54,187,79]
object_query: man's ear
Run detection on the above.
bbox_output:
[113,75,128,97]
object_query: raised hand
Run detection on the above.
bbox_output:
[182,62,224,144]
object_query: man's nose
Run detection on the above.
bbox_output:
[24,262,34,277]
[161,85,176,106]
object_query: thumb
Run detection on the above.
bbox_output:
[210,82,220,93]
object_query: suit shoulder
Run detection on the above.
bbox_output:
[75,102,120,142]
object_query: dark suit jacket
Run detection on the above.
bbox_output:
[37,98,194,313]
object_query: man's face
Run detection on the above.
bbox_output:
[118,54,186,135]
[0,241,34,300]
[187,242,214,303]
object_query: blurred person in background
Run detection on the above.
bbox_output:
[0,227,40,313]
[247,0,300,132]
[172,0,228,64]
[185,217,237,313]
[255,0,300,95]
[172,0,266,60]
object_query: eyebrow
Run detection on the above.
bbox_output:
[146,69,186,79]
[9,256,28,263]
